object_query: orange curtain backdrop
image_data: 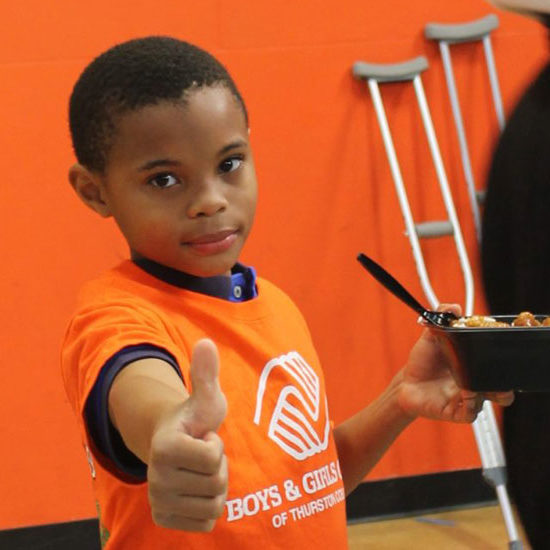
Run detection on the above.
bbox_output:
[0,0,545,530]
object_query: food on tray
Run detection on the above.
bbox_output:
[450,315,509,328]
[513,311,544,327]
[450,311,550,328]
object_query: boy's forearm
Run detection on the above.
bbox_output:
[332,371,415,495]
[108,358,188,463]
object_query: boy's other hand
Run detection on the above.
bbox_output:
[397,304,514,423]
[148,339,229,532]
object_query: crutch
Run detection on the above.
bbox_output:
[425,15,505,241]
[424,16,521,549]
[352,57,522,550]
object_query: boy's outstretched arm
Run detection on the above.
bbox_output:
[333,305,514,495]
[108,339,228,532]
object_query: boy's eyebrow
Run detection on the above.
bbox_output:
[138,158,181,171]
[219,139,248,155]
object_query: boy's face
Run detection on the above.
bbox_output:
[80,86,257,277]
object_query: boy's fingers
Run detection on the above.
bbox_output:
[150,431,224,473]
[149,453,228,499]
[182,339,228,439]
[436,303,462,316]
[483,391,515,406]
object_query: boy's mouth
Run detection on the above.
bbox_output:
[184,230,238,255]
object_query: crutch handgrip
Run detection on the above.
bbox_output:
[425,14,499,44]
[414,220,454,238]
[352,56,428,83]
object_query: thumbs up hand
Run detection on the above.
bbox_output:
[147,339,229,532]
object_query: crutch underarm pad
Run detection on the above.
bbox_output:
[352,56,428,83]
[425,14,499,43]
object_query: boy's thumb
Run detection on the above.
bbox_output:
[182,338,228,439]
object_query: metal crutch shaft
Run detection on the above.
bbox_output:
[425,15,506,239]
[352,57,474,314]
[424,14,505,129]
[425,19,519,546]
[353,58,442,309]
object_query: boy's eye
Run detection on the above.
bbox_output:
[149,173,179,188]
[219,156,243,174]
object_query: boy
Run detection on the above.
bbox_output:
[62,36,513,549]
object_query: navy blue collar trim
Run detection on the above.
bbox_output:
[131,254,258,302]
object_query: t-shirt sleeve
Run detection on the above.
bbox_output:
[61,301,190,479]
[85,344,181,481]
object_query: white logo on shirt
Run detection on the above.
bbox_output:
[253,352,330,461]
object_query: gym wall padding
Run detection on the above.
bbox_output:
[0,0,546,531]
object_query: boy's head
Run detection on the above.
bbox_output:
[69,36,247,173]
[68,36,257,278]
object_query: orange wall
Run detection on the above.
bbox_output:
[0,0,546,530]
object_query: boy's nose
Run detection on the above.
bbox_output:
[186,179,229,218]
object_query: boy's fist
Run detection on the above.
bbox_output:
[147,339,228,532]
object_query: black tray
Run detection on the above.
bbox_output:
[433,315,550,392]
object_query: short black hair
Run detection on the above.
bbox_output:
[69,36,247,172]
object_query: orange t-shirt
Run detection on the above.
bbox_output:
[61,261,349,549]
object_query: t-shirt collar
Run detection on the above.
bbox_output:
[131,252,258,302]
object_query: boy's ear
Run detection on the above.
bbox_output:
[68,163,112,218]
